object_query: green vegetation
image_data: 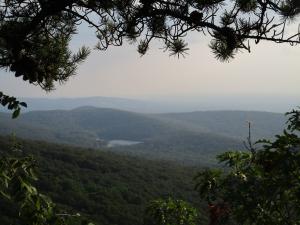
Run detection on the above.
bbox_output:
[0,135,204,225]
[0,135,85,225]
[195,109,300,225]
[114,132,241,166]
[1,108,299,225]
[144,198,199,225]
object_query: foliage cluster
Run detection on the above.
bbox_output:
[0,135,95,225]
[195,109,300,225]
[144,198,199,225]
[0,92,27,118]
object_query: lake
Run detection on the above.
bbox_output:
[107,140,142,148]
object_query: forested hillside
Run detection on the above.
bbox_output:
[0,107,286,165]
[0,136,206,225]
[0,107,174,146]
[153,111,285,140]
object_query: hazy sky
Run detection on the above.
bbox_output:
[0,23,299,111]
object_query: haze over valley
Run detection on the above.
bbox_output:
[0,96,297,113]
[0,98,286,165]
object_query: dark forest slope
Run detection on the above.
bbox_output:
[0,136,205,225]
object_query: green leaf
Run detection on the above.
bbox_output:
[12,108,21,119]
[20,102,27,108]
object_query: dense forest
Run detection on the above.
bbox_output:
[0,135,207,225]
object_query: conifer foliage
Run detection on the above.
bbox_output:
[1,0,300,113]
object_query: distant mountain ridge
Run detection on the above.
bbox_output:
[1,96,295,113]
[0,107,286,165]
[7,96,182,113]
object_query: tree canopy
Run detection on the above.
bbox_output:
[1,0,300,114]
[195,109,300,225]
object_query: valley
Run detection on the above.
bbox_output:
[0,106,286,166]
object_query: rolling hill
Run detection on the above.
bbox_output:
[153,110,286,140]
[0,107,286,165]
[2,96,182,113]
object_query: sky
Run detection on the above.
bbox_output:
[0,23,300,112]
